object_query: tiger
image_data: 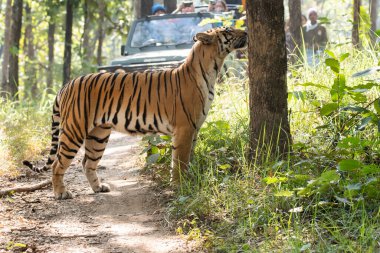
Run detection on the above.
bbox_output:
[33,26,247,200]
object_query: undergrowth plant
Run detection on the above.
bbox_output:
[0,92,53,177]
[142,47,380,251]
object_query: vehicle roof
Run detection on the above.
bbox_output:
[140,12,213,21]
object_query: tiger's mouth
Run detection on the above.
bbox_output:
[234,36,248,49]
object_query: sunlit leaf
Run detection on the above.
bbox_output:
[337,159,362,172]
[297,82,328,89]
[362,165,380,175]
[263,177,279,184]
[330,74,346,101]
[324,50,336,59]
[339,53,350,62]
[318,170,340,182]
[219,164,231,170]
[274,190,294,197]
[325,58,340,73]
[374,99,380,115]
[320,103,338,116]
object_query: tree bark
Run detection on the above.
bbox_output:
[352,0,361,48]
[63,0,74,85]
[96,0,105,66]
[1,0,12,97]
[287,0,302,58]
[82,0,94,71]
[134,0,153,19]
[247,0,291,160]
[24,3,37,98]
[370,0,378,44]
[8,0,23,99]
[47,18,55,90]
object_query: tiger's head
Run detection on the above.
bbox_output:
[193,26,248,57]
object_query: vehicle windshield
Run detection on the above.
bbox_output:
[130,16,213,48]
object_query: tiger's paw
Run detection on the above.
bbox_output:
[54,190,73,200]
[94,183,111,193]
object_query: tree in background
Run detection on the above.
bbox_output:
[46,0,60,90]
[96,0,106,66]
[63,0,74,85]
[8,0,23,98]
[1,0,12,97]
[352,0,361,48]
[247,0,291,160]
[370,0,378,44]
[82,0,95,71]
[287,0,302,59]
[164,0,177,13]
[24,2,37,98]
[134,0,153,18]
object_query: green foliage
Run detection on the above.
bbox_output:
[158,46,380,251]
[141,134,172,165]
[0,96,51,176]
[295,50,380,148]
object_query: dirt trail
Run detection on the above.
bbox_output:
[0,133,194,253]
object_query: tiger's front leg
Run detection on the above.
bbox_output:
[171,128,196,184]
[82,125,112,193]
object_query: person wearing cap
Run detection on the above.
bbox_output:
[173,1,195,14]
[152,3,167,15]
[303,8,328,65]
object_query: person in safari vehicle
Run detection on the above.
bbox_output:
[173,1,195,14]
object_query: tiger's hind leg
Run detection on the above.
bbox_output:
[82,125,112,193]
[52,130,83,200]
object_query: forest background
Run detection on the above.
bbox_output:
[1,0,380,251]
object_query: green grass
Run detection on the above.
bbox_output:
[0,92,53,177]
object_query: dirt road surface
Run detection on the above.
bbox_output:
[0,133,195,253]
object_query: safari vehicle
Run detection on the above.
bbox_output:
[98,12,214,73]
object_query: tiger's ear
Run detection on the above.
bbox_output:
[193,32,216,45]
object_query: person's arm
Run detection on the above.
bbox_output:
[319,26,328,48]
[172,3,184,14]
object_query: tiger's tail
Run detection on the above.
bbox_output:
[23,96,61,172]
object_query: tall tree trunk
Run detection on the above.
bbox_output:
[24,3,37,98]
[63,0,74,85]
[352,0,361,48]
[47,17,55,90]
[1,0,12,96]
[8,0,23,99]
[370,0,378,44]
[0,0,3,60]
[287,0,302,59]
[247,0,291,160]
[82,0,93,71]
[164,0,177,13]
[134,0,153,19]
[96,0,105,66]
